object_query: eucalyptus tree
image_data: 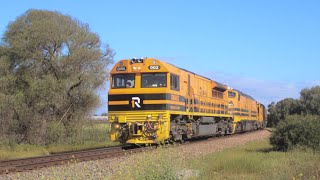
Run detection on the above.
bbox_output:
[0,10,114,144]
[300,86,320,115]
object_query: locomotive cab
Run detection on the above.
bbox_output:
[108,58,172,144]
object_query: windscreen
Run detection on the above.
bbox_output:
[112,74,135,88]
[141,73,167,88]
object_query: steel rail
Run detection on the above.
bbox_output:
[0,129,268,175]
[0,145,143,174]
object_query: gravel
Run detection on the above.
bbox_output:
[1,130,271,179]
[176,130,271,159]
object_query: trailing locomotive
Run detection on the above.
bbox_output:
[108,58,267,144]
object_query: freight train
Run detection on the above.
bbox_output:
[108,58,267,144]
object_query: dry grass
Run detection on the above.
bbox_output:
[113,145,186,179]
[112,139,320,180]
[0,123,118,160]
[3,138,319,179]
[191,139,320,180]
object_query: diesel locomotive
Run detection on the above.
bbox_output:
[108,58,267,144]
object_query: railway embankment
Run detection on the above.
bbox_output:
[3,129,319,179]
[2,130,272,179]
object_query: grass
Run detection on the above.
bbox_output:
[191,139,320,180]
[4,138,319,179]
[113,145,186,180]
[112,139,319,179]
[0,122,119,160]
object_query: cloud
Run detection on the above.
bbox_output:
[303,80,320,87]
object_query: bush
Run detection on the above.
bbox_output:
[270,115,320,151]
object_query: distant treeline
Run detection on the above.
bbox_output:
[267,86,320,127]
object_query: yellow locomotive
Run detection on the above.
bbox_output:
[108,58,267,144]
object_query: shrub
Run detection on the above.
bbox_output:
[270,115,320,151]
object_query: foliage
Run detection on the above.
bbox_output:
[191,140,320,180]
[114,145,185,179]
[267,102,280,127]
[0,123,118,160]
[0,9,114,145]
[270,115,320,151]
[267,86,320,151]
[101,112,108,116]
[3,139,319,179]
[267,98,302,127]
[300,86,320,115]
[267,86,320,127]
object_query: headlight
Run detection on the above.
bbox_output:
[114,124,120,129]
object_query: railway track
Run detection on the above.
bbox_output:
[0,145,144,174]
[0,129,268,175]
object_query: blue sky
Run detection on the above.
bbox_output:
[1,1,319,115]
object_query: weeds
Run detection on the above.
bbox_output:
[3,139,319,179]
[113,145,186,180]
[0,122,118,160]
[191,140,320,180]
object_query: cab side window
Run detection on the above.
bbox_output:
[228,91,236,98]
[212,90,223,99]
[170,74,180,91]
